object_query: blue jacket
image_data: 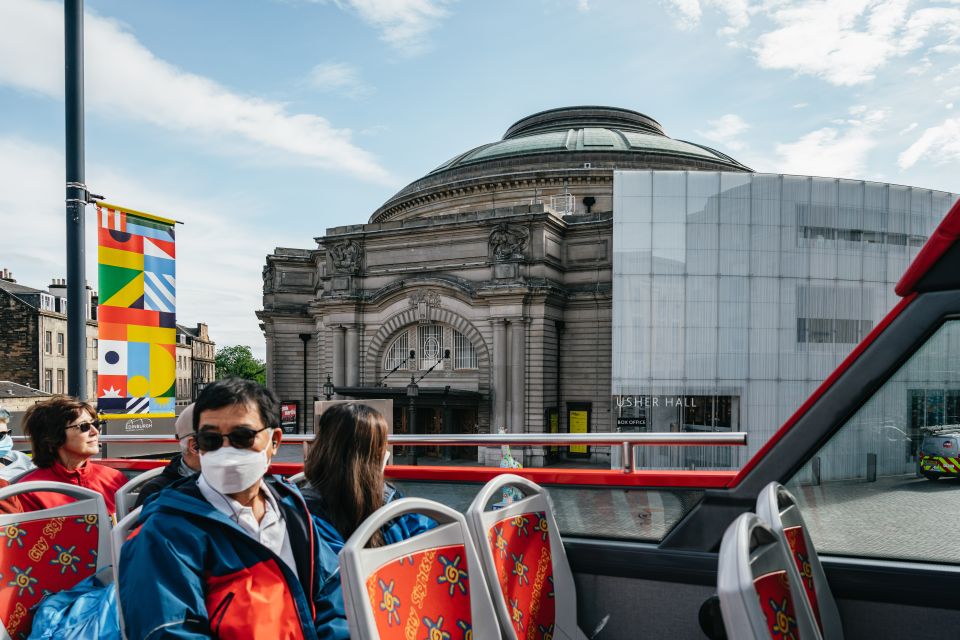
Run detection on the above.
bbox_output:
[118,475,338,640]
[301,483,436,640]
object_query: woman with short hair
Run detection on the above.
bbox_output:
[302,402,434,640]
[16,396,127,516]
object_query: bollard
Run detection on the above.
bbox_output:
[811,456,821,486]
[866,453,877,482]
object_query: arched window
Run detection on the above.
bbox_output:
[382,325,479,371]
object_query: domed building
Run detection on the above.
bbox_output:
[259,106,957,472]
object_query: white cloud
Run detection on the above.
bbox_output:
[696,113,751,151]
[0,0,394,185]
[668,1,960,87]
[792,102,809,109]
[898,117,960,168]
[899,122,919,134]
[308,62,373,98]
[327,0,453,55]
[577,0,592,12]
[0,137,286,356]
[775,107,888,178]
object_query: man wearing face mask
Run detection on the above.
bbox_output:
[0,407,35,482]
[118,378,340,640]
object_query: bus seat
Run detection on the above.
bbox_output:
[0,481,112,639]
[112,505,143,640]
[340,497,501,640]
[756,482,843,639]
[114,466,164,520]
[465,474,588,640]
[717,512,822,640]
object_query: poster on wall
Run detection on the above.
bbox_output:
[280,401,299,434]
[568,405,590,457]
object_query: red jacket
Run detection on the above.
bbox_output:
[0,478,21,513]
[17,461,127,516]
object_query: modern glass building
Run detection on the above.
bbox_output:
[612,170,958,472]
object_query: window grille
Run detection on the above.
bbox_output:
[383,330,410,371]
[418,325,443,370]
[454,330,478,369]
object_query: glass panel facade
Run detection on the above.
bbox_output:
[613,171,958,469]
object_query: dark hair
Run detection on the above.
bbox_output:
[193,378,279,431]
[22,396,96,468]
[304,403,388,546]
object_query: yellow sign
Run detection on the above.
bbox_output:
[549,410,559,453]
[569,410,588,454]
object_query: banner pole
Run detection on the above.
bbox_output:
[65,0,87,399]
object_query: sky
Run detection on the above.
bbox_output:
[2,0,960,358]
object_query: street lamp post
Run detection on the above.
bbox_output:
[298,333,311,434]
[406,375,419,466]
[322,374,335,401]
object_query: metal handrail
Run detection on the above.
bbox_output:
[11,432,746,474]
[10,432,745,446]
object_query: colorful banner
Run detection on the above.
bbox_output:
[96,203,176,418]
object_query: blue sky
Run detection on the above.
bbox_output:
[2,0,960,357]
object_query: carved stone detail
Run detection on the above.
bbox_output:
[489,223,529,261]
[409,290,442,324]
[330,239,362,274]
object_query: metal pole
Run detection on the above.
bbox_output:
[298,334,311,434]
[65,0,87,399]
[408,395,418,466]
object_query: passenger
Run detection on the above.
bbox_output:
[118,377,338,639]
[134,403,200,508]
[0,406,35,481]
[302,402,436,640]
[16,396,126,516]
[0,478,22,513]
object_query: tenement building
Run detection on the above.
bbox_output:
[259,106,958,469]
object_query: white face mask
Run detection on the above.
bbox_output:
[382,450,391,472]
[200,444,269,494]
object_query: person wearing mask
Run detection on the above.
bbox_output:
[301,402,435,640]
[16,396,126,516]
[134,403,200,508]
[118,377,339,640]
[0,406,34,481]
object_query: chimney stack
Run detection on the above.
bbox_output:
[0,269,15,283]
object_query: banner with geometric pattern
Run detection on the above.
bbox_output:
[96,202,176,418]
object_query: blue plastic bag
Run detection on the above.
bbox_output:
[28,568,120,640]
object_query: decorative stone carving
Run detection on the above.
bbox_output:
[409,290,442,324]
[330,238,362,274]
[489,223,529,261]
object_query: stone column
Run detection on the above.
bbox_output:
[331,325,346,390]
[263,322,275,394]
[345,326,360,387]
[492,319,508,432]
[509,319,526,433]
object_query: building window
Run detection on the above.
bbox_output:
[383,331,410,371]
[454,329,478,369]
[56,369,65,394]
[44,331,52,354]
[57,332,64,355]
[44,369,53,393]
[418,325,443,370]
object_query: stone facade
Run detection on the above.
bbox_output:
[260,107,749,464]
[176,323,216,402]
[0,272,98,398]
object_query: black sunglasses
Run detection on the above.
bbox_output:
[66,420,101,433]
[0,429,11,440]
[196,426,271,452]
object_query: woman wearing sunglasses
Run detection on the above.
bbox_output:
[16,396,127,516]
[300,402,436,640]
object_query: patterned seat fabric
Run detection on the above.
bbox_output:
[1,513,102,638]
[486,512,555,640]
[366,543,474,640]
[783,526,819,628]
[753,569,803,640]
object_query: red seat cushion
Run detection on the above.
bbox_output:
[753,569,802,640]
[0,514,101,638]
[365,544,473,640]
[486,511,556,639]
[783,526,821,631]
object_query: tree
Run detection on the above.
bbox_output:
[215,345,266,384]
